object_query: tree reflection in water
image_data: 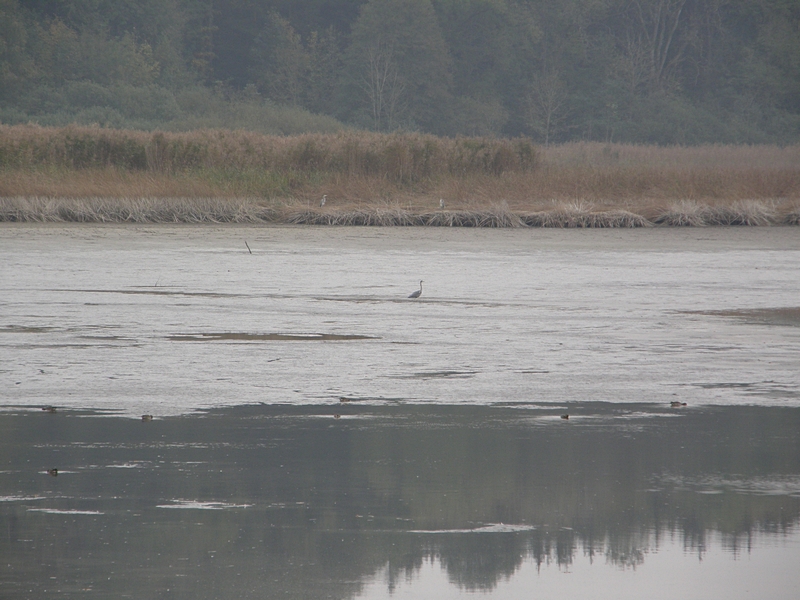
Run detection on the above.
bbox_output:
[1,403,798,598]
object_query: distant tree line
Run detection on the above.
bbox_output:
[1,0,798,143]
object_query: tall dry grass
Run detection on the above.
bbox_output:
[1,125,799,226]
[542,142,800,169]
[0,196,276,223]
[0,124,536,180]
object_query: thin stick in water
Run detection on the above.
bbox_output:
[245,241,252,254]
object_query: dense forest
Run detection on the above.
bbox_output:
[1,0,799,144]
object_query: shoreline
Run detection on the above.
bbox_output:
[1,196,798,227]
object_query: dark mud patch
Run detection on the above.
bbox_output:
[1,325,55,333]
[79,335,135,341]
[394,370,478,380]
[686,307,800,327]
[52,288,245,299]
[334,395,405,404]
[168,332,379,342]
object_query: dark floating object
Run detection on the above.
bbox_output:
[141,414,154,421]
[339,397,351,403]
[670,401,688,407]
[408,280,423,299]
[333,414,341,419]
[47,468,58,477]
[42,406,57,413]
[560,414,569,420]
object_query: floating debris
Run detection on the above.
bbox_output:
[28,508,104,515]
[168,332,378,342]
[157,500,251,510]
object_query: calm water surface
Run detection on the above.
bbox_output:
[1,224,799,598]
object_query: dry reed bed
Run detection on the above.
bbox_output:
[3,125,799,202]
[503,166,800,202]
[4,124,797,173]
[0,197,276,224]
[542,142,800,169]
[2,166,796,206]
[2,125,799,224]
[0,124,536,180]
[3,196,798,227]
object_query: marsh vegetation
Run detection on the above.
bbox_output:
[1,125,798,226]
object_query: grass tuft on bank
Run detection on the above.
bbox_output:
[3,196,799,227]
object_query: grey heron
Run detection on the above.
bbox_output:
[320,194,327,207]
[408,280,423,298]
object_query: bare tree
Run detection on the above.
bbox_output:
[525,71,569,147]
[359,41,406,131]
[629,0,690,92]
[614,33,652,97]
[305,28,342,114]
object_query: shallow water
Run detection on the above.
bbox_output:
[2,404,799,599]
[2,225,799,415]
[1,224,800,598]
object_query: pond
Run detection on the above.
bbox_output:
[1,224,799,598]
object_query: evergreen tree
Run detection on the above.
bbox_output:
[250,12,308,106]
[0,0,33,101]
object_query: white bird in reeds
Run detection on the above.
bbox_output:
[320,194,327,207]
[439,198,445,209]
[408,280,423,298]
